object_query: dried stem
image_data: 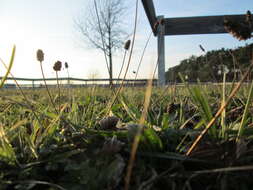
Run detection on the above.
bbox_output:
[106,0,139,116]
[123,1,139,189]
[56,71,61,113]
[117,50,127,81]
[135,31,152,80]
[0,58,43,127]
[39,61,58,114]
[186,57,253,156]
[93,0,110,80]
[125,79,153,190]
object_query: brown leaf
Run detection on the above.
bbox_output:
[99,116,120,130]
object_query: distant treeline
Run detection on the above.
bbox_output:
[166,43,253,83]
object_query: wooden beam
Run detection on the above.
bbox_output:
[157,16,165,86]
[141,0,157,35]
[164,14,249,35]
[0,77,152,82]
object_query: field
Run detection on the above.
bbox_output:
[1,81,253,190]
[1,0,252,189]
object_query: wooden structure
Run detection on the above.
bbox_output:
[0,77,157,88]
[141,0,252,85]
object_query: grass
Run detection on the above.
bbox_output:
[0,7,252,189]
[0,81,253,189]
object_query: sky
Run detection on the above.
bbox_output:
[0,0,252,82]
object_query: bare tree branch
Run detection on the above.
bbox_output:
[75,0,129,86]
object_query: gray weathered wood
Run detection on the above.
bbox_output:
[0,77,152,83]
[141,0,157,34]
[164,14,248,35]
[141,0,251,87]
[157,16,166,86]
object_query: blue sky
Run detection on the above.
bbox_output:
[0,0,251,81]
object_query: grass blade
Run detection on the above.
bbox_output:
[186,59,253,156]
[0,45,15,88]
[236,80,253,141]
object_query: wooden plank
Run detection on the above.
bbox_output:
[157,16,165,86]
[141,0,157,34]
[0,77,151,82]
[164,14,248,35]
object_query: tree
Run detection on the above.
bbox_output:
[75,0,128,86]
[165,43,253,83]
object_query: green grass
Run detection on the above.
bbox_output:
[0,83,253,189]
